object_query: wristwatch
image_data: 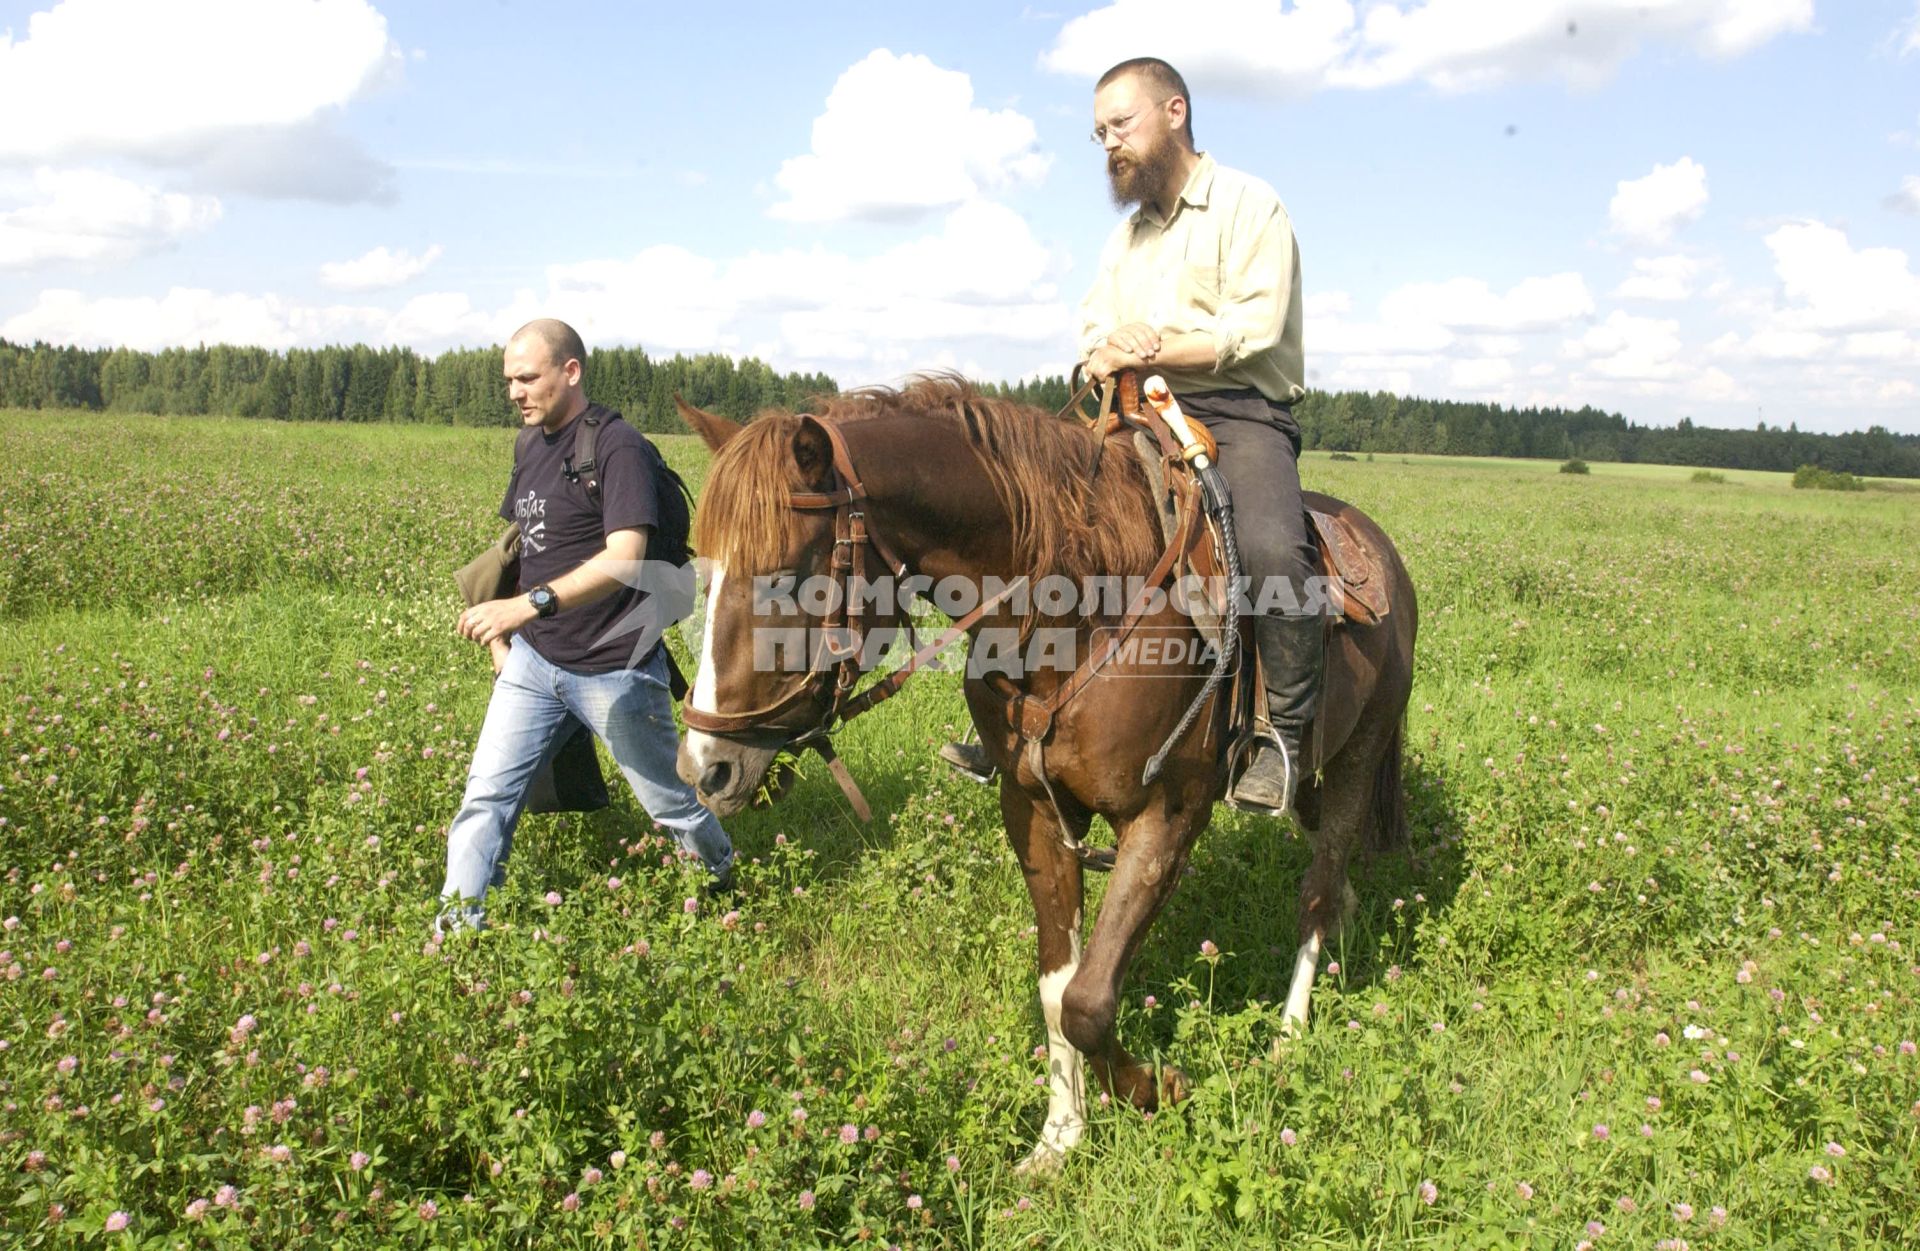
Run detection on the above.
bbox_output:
[528,584,559,619]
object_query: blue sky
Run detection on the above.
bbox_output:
[1,0,1917,433]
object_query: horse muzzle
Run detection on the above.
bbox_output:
[678,731,778,817]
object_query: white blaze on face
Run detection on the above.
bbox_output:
[686,562,726,775]
[1033,919,1087,1159]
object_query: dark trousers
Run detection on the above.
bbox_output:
[1178,390,1316,618]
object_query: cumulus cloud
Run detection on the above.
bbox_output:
[1613,254,1706,301]
[2,202,1073,374]
[1563,310,1686,380]
[1609,158,1709,246]
[1043,0,1811,94]
[1888,175,1920,216]
[1379,273,1595,333]
[1763,220,1920,333]
[770,50,1050,223]
[0,168,221,270]
[0,0,402,201]
[319,245,444,292]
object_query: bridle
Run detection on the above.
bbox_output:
[679,414,1025,818]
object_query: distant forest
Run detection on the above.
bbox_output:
[3,337,1916,478]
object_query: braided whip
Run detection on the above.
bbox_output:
[1141,462,1240,786]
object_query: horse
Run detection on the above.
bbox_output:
[674,376,1417,1172]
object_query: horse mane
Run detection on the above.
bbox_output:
[691,408,810,572]
[817,374,1161,592]
[693,374,1160,592]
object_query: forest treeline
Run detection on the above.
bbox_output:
[3,338,1916,477]
[0,339,838,432]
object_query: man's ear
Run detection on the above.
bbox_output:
[793,416,835,492]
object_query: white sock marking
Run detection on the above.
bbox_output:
[1282,931,1323,1030]
[1032,922,1086,1159]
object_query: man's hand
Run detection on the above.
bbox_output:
[1104,322,1161,360]
[489,637,511,675]
[459,595,537,648]
[1086,322,1166,382]
[1087,341,1145,382]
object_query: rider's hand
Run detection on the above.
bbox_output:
[1103,323,1162,360]
[1086,342,1144,382]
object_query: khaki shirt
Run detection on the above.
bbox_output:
[1078,152,1305,404]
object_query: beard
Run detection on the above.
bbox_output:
[1107,135,1180,211]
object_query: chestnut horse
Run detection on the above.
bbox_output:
[675,378,1416,1172]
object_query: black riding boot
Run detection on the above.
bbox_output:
[1227,612,1325,815]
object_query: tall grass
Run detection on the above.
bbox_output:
[2,412,1917,1248]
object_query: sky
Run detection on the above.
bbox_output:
[1,0,1917,435]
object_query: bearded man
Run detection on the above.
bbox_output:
[943,57,1321,815]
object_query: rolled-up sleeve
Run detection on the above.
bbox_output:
[1211,194,1293,373]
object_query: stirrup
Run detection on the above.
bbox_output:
[1225,737,1296,816]
[938,739,997,784]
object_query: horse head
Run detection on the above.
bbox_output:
[672,397,905,815]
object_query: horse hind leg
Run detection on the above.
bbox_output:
[1274,758,1367,1050]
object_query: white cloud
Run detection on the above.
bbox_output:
[1764,220,1920,333]
[1707,327,1832,361]
[1379,272,1594,333]
[1043,0,1358,94]
[0,167,220,270]
[1564,310,1686,380]
[3,202,1072,375]
[1902,3,1920,57]
[1043,0,1811,94]
[0,0,402,202]
[1609,158,1709,246]
[1450,357,1515,389]
[0,287,376,351]
[770,50,1050,223]
[319,245,444,292]
[1888,175,1920,216]
[1614,254,1706,301]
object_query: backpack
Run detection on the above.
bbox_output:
[493,406,693,699]
[536,406,694,571]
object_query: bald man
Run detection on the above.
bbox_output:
[438,319,732,932]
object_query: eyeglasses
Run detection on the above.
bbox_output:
[1089,99,1165,146]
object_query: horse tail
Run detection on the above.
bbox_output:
[1365,716,1408,853]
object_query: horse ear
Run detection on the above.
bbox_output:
[674,394,742,451]
[792,416,835,491]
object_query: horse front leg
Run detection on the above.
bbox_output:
[1000,782,1090,1176]
[1063,809,1201,1113]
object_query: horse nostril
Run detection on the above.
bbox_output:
[700,762,732,795]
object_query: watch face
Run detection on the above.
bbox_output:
[531,587,556,616]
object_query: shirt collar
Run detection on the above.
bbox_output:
[1132,151,1215,228]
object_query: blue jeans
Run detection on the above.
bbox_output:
[438,636,733,931]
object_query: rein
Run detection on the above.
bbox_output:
[680,415,1026,820]
[685,382,1219,840]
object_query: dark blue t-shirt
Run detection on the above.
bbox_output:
[499,406,661,673]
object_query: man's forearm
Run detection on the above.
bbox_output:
[1087,329,1220,380]
[546,538,647,613]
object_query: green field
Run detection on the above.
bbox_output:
[2,410,1917,1248]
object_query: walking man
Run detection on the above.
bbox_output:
[438,319,732,931]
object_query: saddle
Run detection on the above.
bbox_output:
[1095,372,1390,634]
[1087,372,1394,780]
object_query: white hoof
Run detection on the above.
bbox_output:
[1015,1140,1068,1178]
[1269,1016,1305,1063]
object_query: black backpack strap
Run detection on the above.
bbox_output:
[571,410,603,507]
